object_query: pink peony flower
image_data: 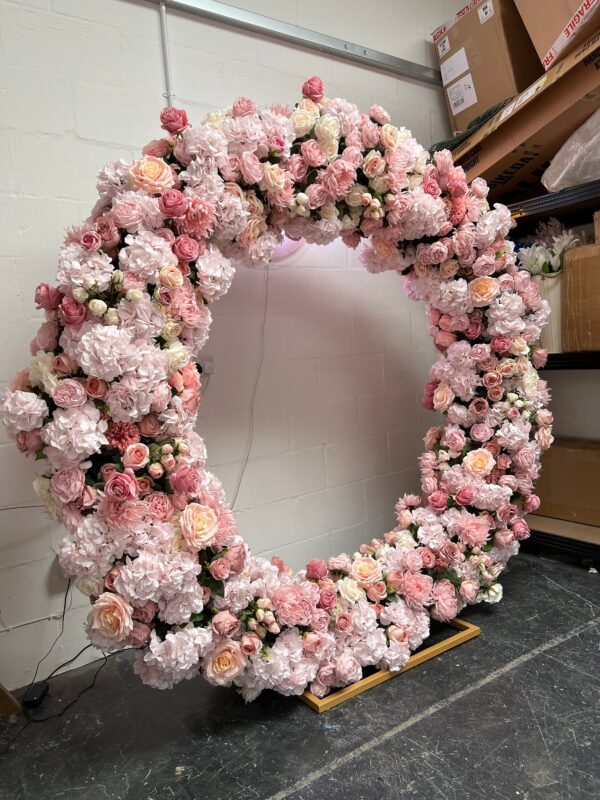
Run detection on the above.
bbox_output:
[301,76,324,102]
[160,106,189,134]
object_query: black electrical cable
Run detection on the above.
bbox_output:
[22,578,72,700]
[0,648,128,756]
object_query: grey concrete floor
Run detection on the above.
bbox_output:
[1,552,599,800]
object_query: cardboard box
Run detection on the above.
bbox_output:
[515,0,600,70]
[536,438,600,526]
[432,0,542,132]
[452,29,600,202]
[562,212,600,351]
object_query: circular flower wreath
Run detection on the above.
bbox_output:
[1,76,553,701]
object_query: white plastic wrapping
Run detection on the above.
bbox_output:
[542,108,600,192]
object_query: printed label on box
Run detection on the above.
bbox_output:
[437,35,450,58]
[447,73,478,114]
[440,46,469,86]
[478,0,494,23]
[498,100,516,123]
[514,77,547,110]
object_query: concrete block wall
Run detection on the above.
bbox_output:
[0,0,462,689]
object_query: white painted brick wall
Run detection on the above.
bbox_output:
[0,0,463,690]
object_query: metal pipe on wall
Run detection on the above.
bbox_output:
[147,0,441,88]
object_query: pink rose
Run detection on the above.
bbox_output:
[104,468,139,500]
[428,490,448,511]
[349,556,382,587]
[180,502,218,550]
[112,196,143,230]
[50,465,85,503]
[239,152,264,184]
[470,423,493,442]
[336,612,353,634]
[511,518,530,541]
[53,354,77,376]
[87,592,133,644]
[306,559,328,580]
[455,486,475,506]
[240,632,261,656]
[159,188,188,218]
[209,557,231,581]
[212,610,239,638]
[523,494,540,513]
[470,177,489,198]
[320,159,356,200]
[369,104,390,124]
[16,429,43,454]
[81,230,102,250]
[532,348,548,369]
[35,283,62,310]
[204,640,246,686]
[491,336,512,354]
[52,379,87,409]
[85,377,108,399]
[132,600,158,624]
[232,96,256,117]
[318,588,336,609]
[144,492,173,521]
[225,543,245,574]
[160,106,189,134]
[127,621,151,647]
[59,296,86,326]
[122,442,150,470]
[301,76,324,102]
[460,580,479,603]
[300,140,326,168]
[139,414,161,438]
[366,580,387,602]
[335,650,362,684]
[431,579,458,622]
[169,464,201,497]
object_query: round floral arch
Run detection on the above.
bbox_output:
[1,77,553,700]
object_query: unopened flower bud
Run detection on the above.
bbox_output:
[104,308,120,326]
[88,299,107,317]
[72,287,88,302]
[126,289,144,303]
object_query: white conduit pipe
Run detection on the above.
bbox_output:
[159,1,176,106]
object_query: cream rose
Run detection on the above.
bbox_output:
[260,163,286,194]
[291,109,316,137]
[129,156,174,194]
[75,575,104,597]
[432,383,455,412]
[463,447,495,478]
[362,150,386,178]
[346,184,368,207]
[315,114,340,143]
[320,138,339,161]
[204,640,247,686]
[469,276,500,307]
[180,502,218,550]
[87,592,133,645]
[159,265,184,289]
[166,341,191,373]
[337,577,366,605]
[379,123,400,150]
[521,367,539,398]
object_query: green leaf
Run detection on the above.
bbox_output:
[34,447,47,461]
